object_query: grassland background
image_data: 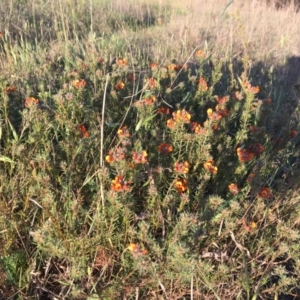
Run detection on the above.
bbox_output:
[1,0,300,299]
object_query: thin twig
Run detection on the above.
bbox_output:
[99,74,109,212]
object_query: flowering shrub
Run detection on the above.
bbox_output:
[1,3,300,299]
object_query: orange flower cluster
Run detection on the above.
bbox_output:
[228,183,241,195]
[207,108,222,121]
[174,178,188,193]
[4,86,16,94]
[157,143,173,154]
[236,148,254,163]
[116,58,127,66]
[167,109,191,129]
[168,63,186,72]
[203,160,218,174]
[117,126,131,138]
[216,95,230,104]
[168,63,177,71]
[198,78,208,91]
[105,147,126,163]
[111,175,131,192]
[127,243,148,257]
[146,78,158,89]
[71,79,86,89]
[166,118,176,129]
[157,107,170,115]
[190,122,207,135]
[76,123,91,138]
[242,219,257,233]
[134,95,156,107]
[132,150,148,164]
[215,104,230,117]
[243,81,260,94]
[258,187,272,199]
[172,109,191,123]
[237,143,264,162]
[115,81,125,90]
[25,97,39,108]
[233,91,244,101]
[174,161,189,174]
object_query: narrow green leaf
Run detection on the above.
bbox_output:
[8,119,19,142]
[0,156,15,164]
[135,118,143,132]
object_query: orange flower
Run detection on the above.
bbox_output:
[247,143,264,156]
[144,95,156,105]
[203,160,218,174]
[194,50,206,58]
[242,219,257,233]
[146,78,158,89]
[76,123,91,138]
[158,107,170,115]
[237,147,254,163]
[175,64,187,71]
[158,143,173,154]
[116,58,127,66]
[168,63,177,71]
[149,63,159,70]
[115,81,125,90]
[249,125,263,133]
[198,78,208,92]
[134,96,156,107]
[211,123,219,131]
[215,104,230,117]
[228,183,241,195]
[246,172,256,184]
[258,187,272,199]
[207,108,222,121]
[174,178,188,193]
[216,95,230,104]
[190,122,207,135]
[111,175,131,192]
[4,86,16,94]
[25,97,39,107]
[243,81,260,94]
[172,109,191,123]
[166,118,176,129]
[132,150,148,164]
[174,161,189,174]
[250,221,257,229]
[105,147,126,163]
[127,243,148,257]
[71,79,86,89]
[117,126,131,138]
[105,155,114,163]
[290,129,297,139]
[127,243,139,252]
[233,91,244,101]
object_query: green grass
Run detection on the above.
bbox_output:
[1,0,300,299]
